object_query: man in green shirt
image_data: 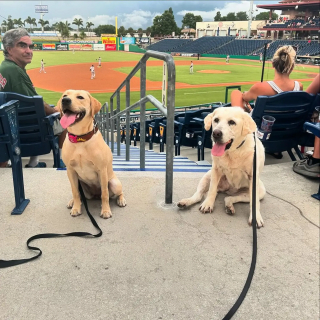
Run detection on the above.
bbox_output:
[0,28,65,167]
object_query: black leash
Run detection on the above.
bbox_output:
[222,133,258,320]
[0,182,102,269]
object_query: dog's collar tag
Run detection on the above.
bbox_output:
[68,122,99,143]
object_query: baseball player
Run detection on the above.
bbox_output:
[97,57,102,67]
[40,59,46,73]
[226,54,230,64]
[190,61,193,74]
[90,65,95,79]
[259,52,263,63]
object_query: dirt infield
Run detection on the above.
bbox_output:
[28,59,317,93]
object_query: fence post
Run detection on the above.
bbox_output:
[140,60,146,169]
[116,91,121,156]
[126,79,130,161]
[110,98,114,152]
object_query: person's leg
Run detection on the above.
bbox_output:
[293,136,320,177]
[231,90,244,107]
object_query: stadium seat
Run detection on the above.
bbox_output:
[251,91,316,161]
[0,99,30,214]
[0,92,62,168]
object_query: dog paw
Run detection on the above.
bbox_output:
[117,195,127,207]
[67,199,74,209]
[225,205,235,215]
[199,201,214,214]
[177,199,190,208]
[70,207,82,217]
[100,209,112,219]
[248,213,264,228]
[224,197,235,215]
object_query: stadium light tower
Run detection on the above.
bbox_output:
[247,0,254,39]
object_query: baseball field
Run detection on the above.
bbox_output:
[1,50,318,109]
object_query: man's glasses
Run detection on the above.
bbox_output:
[16,42,35,50]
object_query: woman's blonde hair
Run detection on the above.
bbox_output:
[272,45,296,74]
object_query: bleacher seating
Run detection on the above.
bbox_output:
[253,39,320,57]
[208,39,271,55]
[175,36,234,54]
[146,39,192,52]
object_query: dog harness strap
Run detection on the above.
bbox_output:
[236,139,246,149]
[68,121,99,143]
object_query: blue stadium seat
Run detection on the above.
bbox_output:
[0,100,30,214]
[0,92,62,168]
[251,91,316,160]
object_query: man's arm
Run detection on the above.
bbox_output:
[44,101,59,115]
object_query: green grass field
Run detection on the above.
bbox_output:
[0,51,315,109]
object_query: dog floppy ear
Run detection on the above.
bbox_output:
[90,94,102,117]
[204,112,214,131]
[242,112,257,136]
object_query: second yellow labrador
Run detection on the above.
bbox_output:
[57,89,126,219]
[178,107,266,227]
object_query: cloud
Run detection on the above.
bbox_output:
[177,1,281,21]
[48,10,162,30]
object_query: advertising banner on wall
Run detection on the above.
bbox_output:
[68,44,82,50]
[81,44,93,50]
[56,44,68,51]
[42,43,56,50]
[102,37,116,45]
[93,44,105,51]
[105,44,116,51]
[32,43,43,50]
[119,37,135,44]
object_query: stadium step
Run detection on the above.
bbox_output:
[110,143,211,172]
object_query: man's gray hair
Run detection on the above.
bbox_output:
[2,28,30,57]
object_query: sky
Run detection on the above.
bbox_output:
[0,1,280,30]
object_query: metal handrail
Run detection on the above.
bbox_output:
[108,50,176,204]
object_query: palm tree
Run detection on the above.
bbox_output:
[1,20,8,32]
[72,18,83,33]
[79,30,86,40]
[31,18,37,30]
[86,21,94,34]
[13,18,24,28]
[38,19,49,33]
[61,20,70,38]
[24,16,35,31]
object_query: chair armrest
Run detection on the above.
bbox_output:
[192,117,204,124]
[304,122,320,138]
[43,112,60,126]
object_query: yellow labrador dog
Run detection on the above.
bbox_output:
[178,107,266,227]
[58,89,126,219]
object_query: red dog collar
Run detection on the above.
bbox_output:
[68,122,99,143]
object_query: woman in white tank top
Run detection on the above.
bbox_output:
[231,45,303,111]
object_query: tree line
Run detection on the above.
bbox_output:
[1,8,277,39]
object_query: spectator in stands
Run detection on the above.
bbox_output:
[0,28,66,168]
[293,74,320,178]
[231,45,302,159]
[231,45,302,112]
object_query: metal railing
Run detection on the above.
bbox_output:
[107,50,176,204]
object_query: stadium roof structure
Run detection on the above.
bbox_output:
[257,0,319,10]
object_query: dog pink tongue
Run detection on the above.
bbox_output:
[60,113,77,129]
[211,142,228,157]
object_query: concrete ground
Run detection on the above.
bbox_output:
[0,147,319,320]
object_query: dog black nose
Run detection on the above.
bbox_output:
[212,129,222,140]
[62,97,71,105]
